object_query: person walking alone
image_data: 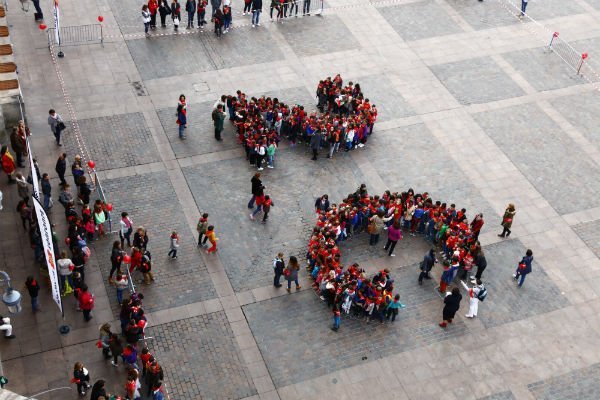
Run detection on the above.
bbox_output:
[383,220,402,257]
[176,94,187,139]
[25,276,41,312]
[513,249,533,287]
[168,231,180,259]
[498,203,516,238]
[47,109,65,146]
[418,248,436,285]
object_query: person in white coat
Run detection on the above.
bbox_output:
[461,279,484,318]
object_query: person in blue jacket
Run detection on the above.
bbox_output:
[513,249,533,287]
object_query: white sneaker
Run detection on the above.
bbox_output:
[267,165,273,169]
[258,167,264,171]
[249,213,254,220]
[512,273,517,278]
[257,23,261,26]
[252,24,255,27]
[390,254,396,257]
[465,314,474,318]
[111,361,118,367]
[243,12,246,15]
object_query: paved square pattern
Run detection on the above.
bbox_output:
[62,112,160,171]
[573,220,600,259]
[183,148,370,293]
[502,46,587,92]
[369,124,500,222]
[473,239,569,329]
[527,363,600,399]
[244,265,468,388]
[149,312,258,400]
[550,91,600,145]
[127,28,285,80]
[377,0,464,41]
[444,0,517,31]
[430,57,525,105]
[353,74,415,121]
[473,103,600,215]
[278,14,360,57]
[93,170,217,314]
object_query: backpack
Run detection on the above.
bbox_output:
[477,286,487,302]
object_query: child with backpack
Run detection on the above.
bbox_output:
[168,231,179,259]
[460,279,486,318]
[261,195,274,224]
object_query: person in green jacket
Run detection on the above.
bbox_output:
[266,141,277,168]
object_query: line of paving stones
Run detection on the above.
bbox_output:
[91,170,217,316]
[147,311,258,400]
[477,391,517,400]
[61,112,161,171]
[527,362,600,400]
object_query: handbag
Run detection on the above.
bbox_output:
[173,16,180,25]
[283,268,291,277]
[518,262,526,270]
[56,121,66,131]
[367,222,376,234]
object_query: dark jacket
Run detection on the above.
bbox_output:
[314,197,329,212]
[159,0,171,15]
[10,131,24,154]
[171,1,181,17]
[274,258,284,274]
[309,132,321,149]
[55,157,66,176]
[185,0,196,13]
[42,179,51,196]
[519,255,533,275]
[420,250,435,272]
[251,0,262,10]
[250,176,263,195]
[133,232,149,250]
[26,280,40,297]
[442,292,462,319]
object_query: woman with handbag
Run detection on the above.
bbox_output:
[158,0,171,27]
[285,255,301,293]
[171,0,181,30]
[498,203,516,238]
[47,109,65,146]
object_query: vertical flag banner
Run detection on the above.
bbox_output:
[53,0,61,46]
[26,139,40,201]
[32,196,62,311]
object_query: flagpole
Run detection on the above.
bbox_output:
[59,297,70,334]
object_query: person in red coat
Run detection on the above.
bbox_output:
[1,145,16,184]
[148,0,159,28]
[78,284,94,322]
[470,213,484,241]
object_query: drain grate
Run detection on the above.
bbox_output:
[131,81,148,96]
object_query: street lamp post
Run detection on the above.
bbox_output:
[0,271,22,314]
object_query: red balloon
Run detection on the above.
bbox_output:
[106,203,113,211]
[97,15,104,22]
[87,160,95,169]
[123,254,131,263]
[39,24,47,30]
[65,237,71,245]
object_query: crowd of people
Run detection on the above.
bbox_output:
[304,184,532,331]
[213,74,378,168]
[139,0,323,36]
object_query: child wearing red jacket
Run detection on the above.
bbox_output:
[205,225,218,254]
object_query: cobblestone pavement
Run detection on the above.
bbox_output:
[62,112,161,171]
[473,103,600,215]
[430,57,526,105]
[4,0,600,398]
[93,170,217,315]
[527,363,600,399]
[148,312,257,400]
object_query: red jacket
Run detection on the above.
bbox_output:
[79,291,94,311]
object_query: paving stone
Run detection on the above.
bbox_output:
[430,57,525,105]
[127,28,285,80]
[182,147,369,293]
[477,391,517,400]
[527,362,600,399]
[377,0,464,41]
[501,46,587,92]
[61,112,160,171]
[92,170,217,315]
[352,74,415,122]
[148,312,258,400]
[586,0,600,10]
[516,0,585,21]
[550,91,600,146]
[444,0,518,31]
[474,238,569,329]
[473,103,600,215]
[573,220,600,259]
[243,264,468,388]
[368,124,500,222]
[278,14,360,57]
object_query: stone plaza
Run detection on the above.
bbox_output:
[1,0,600,399]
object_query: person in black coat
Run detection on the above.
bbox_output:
[310,130,322,161]
[273,253,285,288]
[247,172,263,209]
[473,252,487,281]
[439,287,462,328]
[55,153,67,186]
[158,0,171,27]
[90,379,108,400]
[418,248,436,284]
[314,194,329,213]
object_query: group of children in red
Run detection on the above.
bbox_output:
[306,185,485,331]
[219,74,379,168]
